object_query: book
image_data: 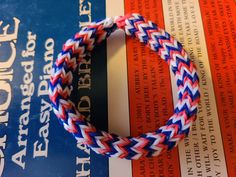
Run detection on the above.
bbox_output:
[1,0,236,177]
[0,0,108,177]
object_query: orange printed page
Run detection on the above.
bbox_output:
[162,0,228,176]
[199,0,236,176]
[124,1,181,177]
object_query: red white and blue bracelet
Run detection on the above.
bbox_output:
[49,13,200,160]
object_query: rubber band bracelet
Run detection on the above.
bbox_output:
[49,13,200,160]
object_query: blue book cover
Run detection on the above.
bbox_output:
[0,1,109,176]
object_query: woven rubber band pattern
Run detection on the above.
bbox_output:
[49,13,200,160]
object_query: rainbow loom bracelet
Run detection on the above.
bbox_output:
[49,14,200,160]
